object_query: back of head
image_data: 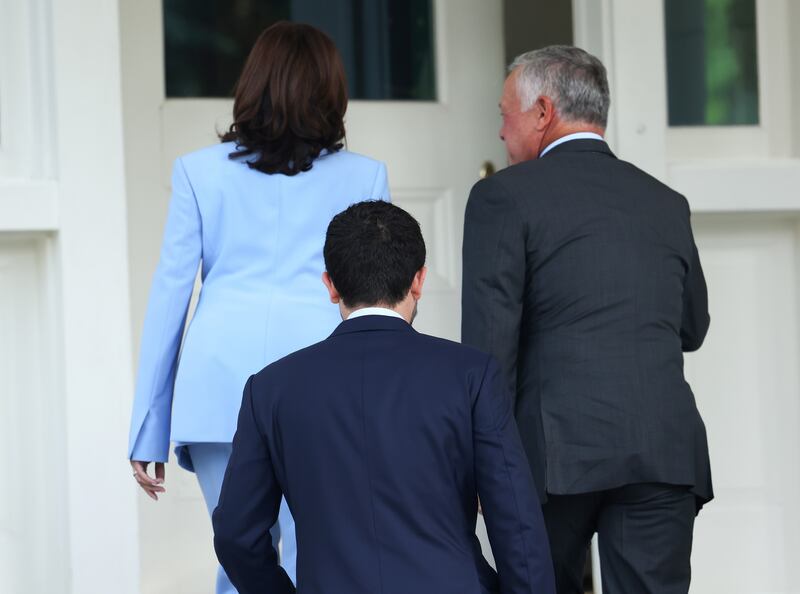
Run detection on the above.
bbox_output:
[511,45,610,127]
[324,201,426,308]
[222,21,348,176]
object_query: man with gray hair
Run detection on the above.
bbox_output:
[462,46,712,593]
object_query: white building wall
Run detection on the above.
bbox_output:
[0,0,139,591]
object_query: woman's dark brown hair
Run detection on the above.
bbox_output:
[221,22,347,176]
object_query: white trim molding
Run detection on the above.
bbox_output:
[0,180,58,231]
[0,0,56,179]
[669,160,800,213]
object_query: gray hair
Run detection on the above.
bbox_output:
[510,46,610,128]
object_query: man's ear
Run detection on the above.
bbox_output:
[410,266,427,301]
[533,95,556,131]
[321,272,341,304]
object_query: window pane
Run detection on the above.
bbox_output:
[665,0,759,126]
[164,0,436,101]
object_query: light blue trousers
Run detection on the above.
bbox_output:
[188,443,296,593]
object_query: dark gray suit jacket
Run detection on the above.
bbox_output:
[461,139,712,508]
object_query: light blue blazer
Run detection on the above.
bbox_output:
[128,142,390,467]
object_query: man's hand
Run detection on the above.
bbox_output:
[131,460,166,500]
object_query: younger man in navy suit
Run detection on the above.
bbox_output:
[212,201,555,594]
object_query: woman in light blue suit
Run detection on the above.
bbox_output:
[128,22,389,593]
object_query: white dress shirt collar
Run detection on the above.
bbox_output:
[347,307,405,321]
[539,132,605,158]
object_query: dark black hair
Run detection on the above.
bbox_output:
[324,201,426,308]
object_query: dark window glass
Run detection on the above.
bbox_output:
[665,0,759,126]
[164,0,436,100]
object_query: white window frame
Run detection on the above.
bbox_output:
[665,0,793,160]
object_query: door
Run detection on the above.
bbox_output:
[121,1,507,591]
[686,214,800,594]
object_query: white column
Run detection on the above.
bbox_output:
[51,0,139,591]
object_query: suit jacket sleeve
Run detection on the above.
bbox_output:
[462,177,526,397]
[212,376,295,594]
[128,157,202,462]
[473,357,555,594]
[680,210,710,352]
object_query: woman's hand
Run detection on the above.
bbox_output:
[131,460,166,500]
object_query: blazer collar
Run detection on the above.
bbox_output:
[329,314,415,338]
[542,138,616,158]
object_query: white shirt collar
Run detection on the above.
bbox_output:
[347,307,405,321]
[539,132,605,157]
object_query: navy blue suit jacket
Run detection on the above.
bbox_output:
[212,314,555,594]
